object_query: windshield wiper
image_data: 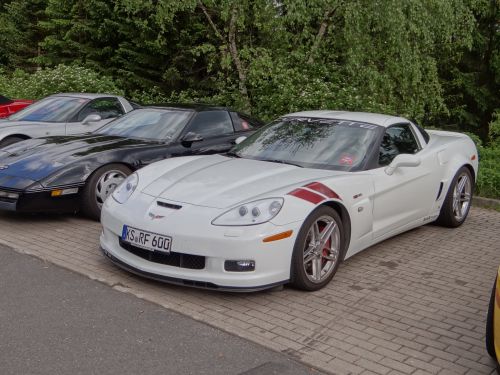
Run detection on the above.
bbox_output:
[264,159,304,168]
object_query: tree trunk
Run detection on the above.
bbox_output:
[198,1,251,113]
[307,3,342,65]
[228,5,251,113]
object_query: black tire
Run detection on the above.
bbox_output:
[0,136,26,148]
[81,164,132,221]
[290,206,344,291]
[486,278,497,360]
[435,166,473,228]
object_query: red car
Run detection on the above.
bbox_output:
[0,95,33,118]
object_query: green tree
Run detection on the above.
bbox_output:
[440,0,499,140]
[0,0,47,69]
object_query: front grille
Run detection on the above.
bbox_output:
[118,238,205,270]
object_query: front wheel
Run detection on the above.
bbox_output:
[81,164,132,221]
[435,166,473,227]
[290,206,344,291]
[486,278,497,360]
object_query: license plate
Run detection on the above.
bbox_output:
[121,225,172,253]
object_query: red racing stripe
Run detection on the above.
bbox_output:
[288,188,325,204]
[304,182,341,200]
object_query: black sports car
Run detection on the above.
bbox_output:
[0,105,263,220]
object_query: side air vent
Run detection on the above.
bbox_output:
[436,182,444,200]
[157,201,182,210]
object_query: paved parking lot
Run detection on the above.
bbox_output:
[0,207,498,375]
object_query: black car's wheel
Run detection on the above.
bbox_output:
[81,164,132,221]
[435,166,473,228]
[486,278,497,360]
[0,136,26,148]
[290,206,344,291]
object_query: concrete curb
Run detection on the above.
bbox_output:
[474,196,500,210]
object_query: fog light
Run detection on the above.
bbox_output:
[224,260,255,272]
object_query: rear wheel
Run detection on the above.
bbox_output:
[486,278,497,360]
[291,206,344,291]
[0,136,26,148]
[81,164,131,221]
[435,166,473,227]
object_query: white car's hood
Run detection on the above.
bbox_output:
[142,155,347,209]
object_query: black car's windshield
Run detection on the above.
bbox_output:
[9,96,89,122]
[231,117,380,171]
[97,108,192,141]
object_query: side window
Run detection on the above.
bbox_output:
[187,111,234,138]
[230,112,262,131]
[379,124,420,166]
[77,98,124,121]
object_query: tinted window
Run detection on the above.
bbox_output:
[379,124,420,166]
[97,108,192,141]
[416,124,430,143]
[0,95,12,105]
[231,112,262,131]
[9,96,89,122]
[231,118,379,171]
[77,98,124,121]
[187,111,234,137]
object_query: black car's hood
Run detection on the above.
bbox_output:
[0,134,158,183]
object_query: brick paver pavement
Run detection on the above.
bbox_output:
[0,207,498,375]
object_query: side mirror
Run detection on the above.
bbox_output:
[385,154,421,175]
[82,114,102,125]
[181,132,204,146]
[234,136,247,145]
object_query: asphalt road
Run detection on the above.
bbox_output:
[0,244,320,375]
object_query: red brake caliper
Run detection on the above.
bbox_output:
[318,223,331,265]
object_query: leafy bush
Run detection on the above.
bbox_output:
[489,111,500,147]
[476,145,500,200]
[130,86,170,105]
[473,112,500,200]
[0,64,124,99]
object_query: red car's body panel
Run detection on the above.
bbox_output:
[0,96,33,119]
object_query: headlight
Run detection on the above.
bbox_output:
[112,173,138,204]
[212,198,284,226]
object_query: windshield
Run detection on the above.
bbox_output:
[9,96,88,122]
[231,117,380,171]
[96,108,192,141]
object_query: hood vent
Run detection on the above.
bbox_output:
[157,201,182,210]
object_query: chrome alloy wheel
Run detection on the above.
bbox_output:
[452,172,472,221]
[95,170,127,208]
[302,215,341,283]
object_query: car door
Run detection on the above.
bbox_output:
[173,110,237,156]
[370,123,441,240]
[66,97,125,135]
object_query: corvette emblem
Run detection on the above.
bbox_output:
[0,165,8,170]
[148,212,165,220]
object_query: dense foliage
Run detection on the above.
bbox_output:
[0,0,498,197]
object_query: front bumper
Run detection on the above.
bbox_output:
[0,187,81,213]
[100,193,301,291]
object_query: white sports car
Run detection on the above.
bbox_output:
[100,111,478,292]
[0,93,135,148]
